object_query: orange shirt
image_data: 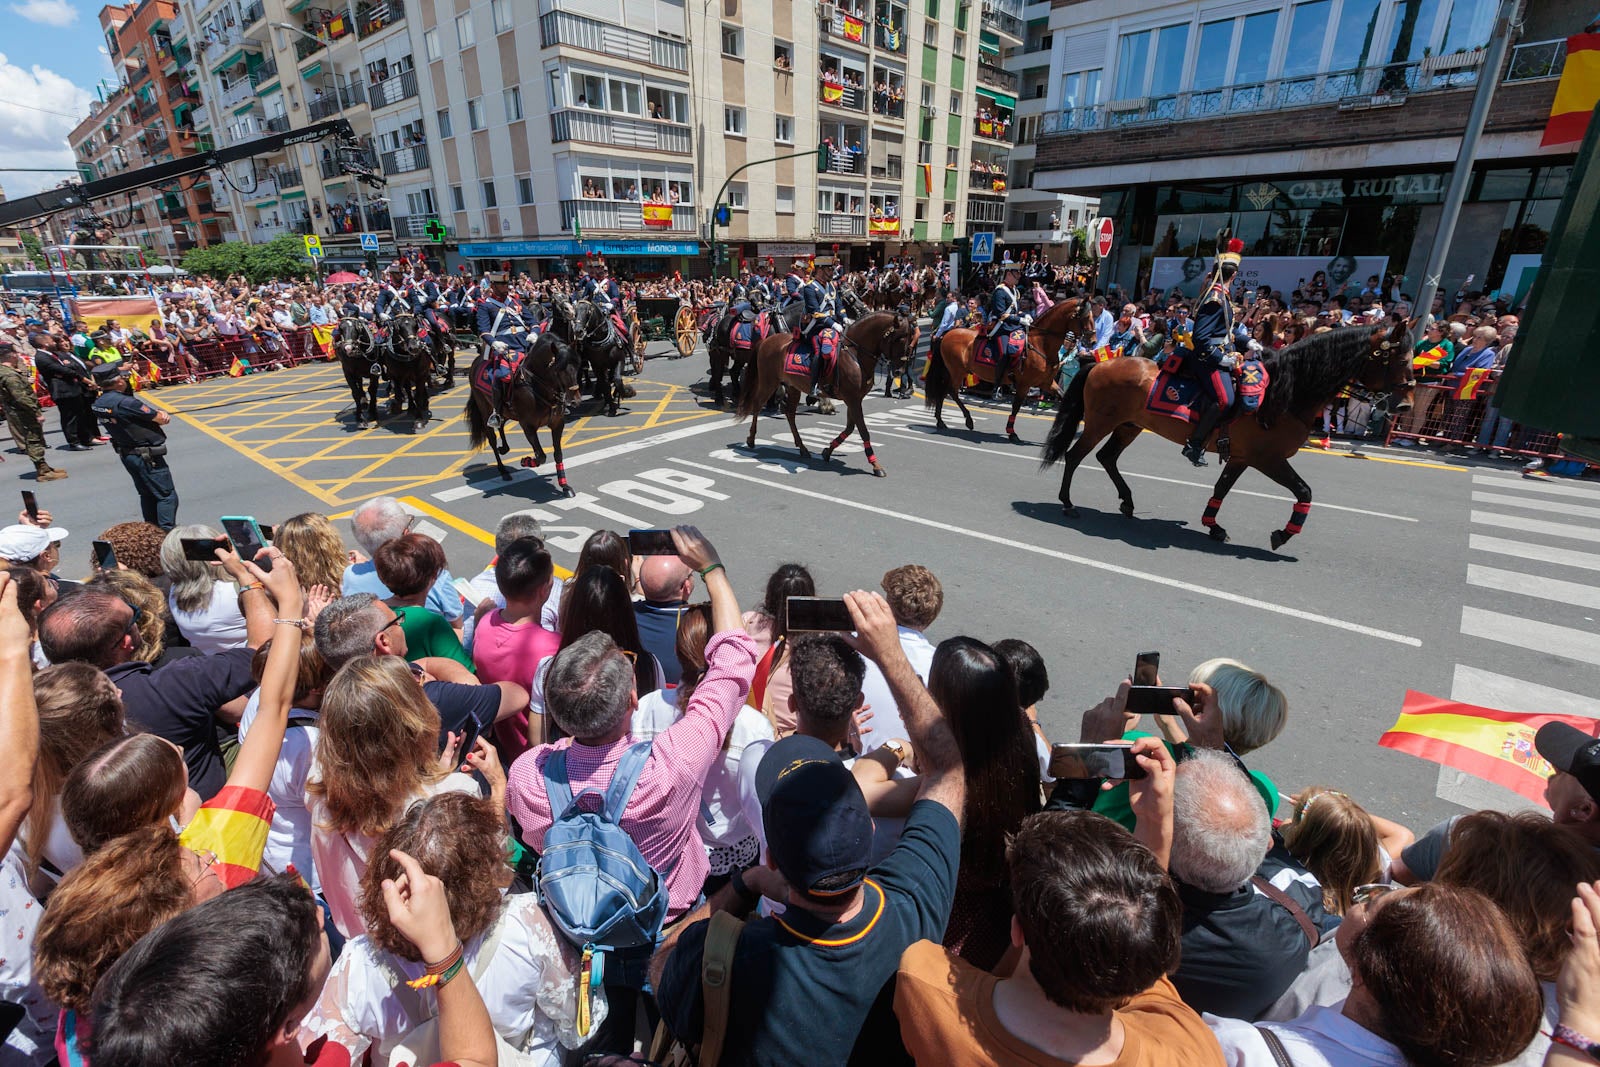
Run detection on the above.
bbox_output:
[894,940,1225,1067]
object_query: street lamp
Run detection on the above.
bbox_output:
[270,19,371,249]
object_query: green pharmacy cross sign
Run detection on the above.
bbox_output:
[424,218,448,243]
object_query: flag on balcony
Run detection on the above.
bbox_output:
[822,78,844,103]
[920,163,932,194]
[642,203,674,227]
[869,215,900,235]
[842,15,864,42]
[1542,34,1600,147]
[991,178,1006,192]
[978,118,995,136]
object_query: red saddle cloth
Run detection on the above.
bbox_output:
[783,327,840,378]
[470,349,527,397]
[975,329,1027,368]
[731,313,770,351]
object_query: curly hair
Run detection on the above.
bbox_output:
[32,824,189,1014]
[95,522,167,579]
[358,792,508,960]
[87,570,170,663]
[881,565,943,631]
[273,512,348,594]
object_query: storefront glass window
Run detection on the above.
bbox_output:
[1330,0,1381,70]
[1234,12,1278,84]
[1151,24,1189,96]
[1439,0,1495,55]
[1476,168,1533,201]
[1192,20,1232,90]
[1381,0,1442,65]
[1532,165,1569,200]
[1283,1,1331,78]
[1114,30,1151,99]
[1512,199,1558,253]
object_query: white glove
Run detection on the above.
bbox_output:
[1020,314,1034,326]
[1247,339,1263,354]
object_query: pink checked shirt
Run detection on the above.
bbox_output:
[506,630,758,920]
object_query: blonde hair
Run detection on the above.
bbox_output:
[1188,657,1287,755]
[273,512,348,594]
[1281,787,1380,916]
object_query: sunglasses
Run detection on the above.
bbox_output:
[1351,883,1394,907]
[372,609,403,648]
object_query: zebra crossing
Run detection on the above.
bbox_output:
[1436,470,1600,811]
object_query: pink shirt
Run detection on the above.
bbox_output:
[472,608,561,762]
[506,630,758,920]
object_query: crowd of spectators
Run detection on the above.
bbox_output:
[0,485,1597,1067]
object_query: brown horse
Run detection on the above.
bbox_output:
[1040,322,1415,549]
[926,297,1094,442]
[464,332,582,494]
[735,309,916,477]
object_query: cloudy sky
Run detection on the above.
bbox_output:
[1,0,119,199]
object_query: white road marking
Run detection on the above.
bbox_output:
[1468,534,1600,573]
[1459,605,1600,666]
[1437,664,1596,811]
[1471,490,1600,521]
[669,457,1421,646]
[1473,473,1600,501]
[1471,510,1600,544]
[848,424,1416,523]
[1466,563,1600,611]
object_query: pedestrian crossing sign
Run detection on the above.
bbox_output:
[304,234,323,258]
[359,233,379,252]
[970,231,995,264]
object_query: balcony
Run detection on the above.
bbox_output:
[973,113,1013,142]
[327,203,392,233]
[158,200,188,220]
[294,34,326,61]
[271,166,304,190]
[871,92,905,119]
[252,220,289,239]
[979,0,1023,44]
[550,109,691,154]
[290,217,314,235]
[874,24,906,54]
[319,146,378,179]
[969,169,1008,193]
[1507,38,1567,82]
[136,97,161,120]
[380,143,430,175]
[977,61,1019,95]
[390,214,432,239]
[250,56,279,87]
[265,114,292,133]
[367,69,418,109]
[240,0,264,26]
[538,10,688,73]
[166,82,196,103]
[821,147,865,175]
[817,212,866,237]
[308,81,364,120]
[242,179,279,202]
[201,30,244,65]
[217,79,255,109]
[560,199,696,234]
[820,78,865,113]
[127,63,151,87]
[359,1,406,39]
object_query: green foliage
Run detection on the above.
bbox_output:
[180,234,315,283]
[19,233,44,265]
[1069,226,1090,265]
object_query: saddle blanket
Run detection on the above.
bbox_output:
[470,349,527,396]
[731,313,770,351]
[974,329,1027,369]
[783,327,840,378]
[1146,352,1267,423]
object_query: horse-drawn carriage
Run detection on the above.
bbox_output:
[632,297,700,360]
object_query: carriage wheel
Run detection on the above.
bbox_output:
[674,306,698,358]
[628,311,646,374]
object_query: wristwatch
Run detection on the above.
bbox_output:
[882,740,909,764]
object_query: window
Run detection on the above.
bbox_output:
[646,86,689,123]
[1059,68,1101,115]
[775,114,793,142]
[1150,24,1188,96]
[492,0,513,34]
[517,176,534,204]
[608,78,641,115]
[917,140,931,164]
[920,83,934,107]
[1381,0,1440,64]
[455,13,474,48]
[915,199,926,220]
[1331,0,1381,68]
[723,106,745,134]
[1234,11,1279,84]
[721,25,743,57]
[450,184,464,211]
[481,180,497,208]
[924,19,937,44]
[953,32,965,56]
[571,72,604,108]
[548,70,562,109]
[776,185,795,213]
[727,181,747,208]
[406,189,435,215]
[1191,21,1233,91]
[949,92,961,115]
[1283,1,1331,78]
[1113,30,1150,99]
[504,85,522,121]
[887,153,903,179]
[946,146,959,167]
[774,39,793,68]
[436,106,453,138]
[467,97,484,130]
[423,28,440,61]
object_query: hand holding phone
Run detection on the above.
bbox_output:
[1048,743,1148,780]
[179,536,230,562]
[220,516,273,572]
[786,596,854,632]
[20,491,38,522]
[627,529,677,555]
[92,539,118,571]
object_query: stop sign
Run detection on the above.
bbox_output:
[1094,217,1114,258]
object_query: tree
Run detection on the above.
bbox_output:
[18,232,44,267]
[1069,226,1090,265]
[243,234,315,284]
[180,240,249,278]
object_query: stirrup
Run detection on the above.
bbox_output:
[486,411,503,430]
[1181,442,1208,467]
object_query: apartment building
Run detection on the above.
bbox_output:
[66,1,232,261]
[1031,0,1583,300]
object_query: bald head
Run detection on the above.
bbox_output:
[638,554,693,604]
[1169,749,1271,894]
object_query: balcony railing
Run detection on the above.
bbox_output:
[980,1,1023,42]
[550,109,691,153]
[817,212,867,237]
[265,114,291,133]
[872,93,905,119]
[217,79,255,108]
[969,170,1008,192]
[127,64,151,87]
[380,143,430,175]
[158,200,187,219]
[294,34,326,61]
[1506,38,1567,82]
[272,166,304,190]
[560,199,696,234]
[290,217,314,235]
[252,221,289,239]
[201,30,244,64]
[135,97,161,120]
[874,24,906,54]
[390,214,432,239]
[367,69,418,109]
[359,1,406,38]
[973,114,1013,142]
[308,81,364,120]
[166,81,195,102]
[977,61,1019,94]
[821,148,865,175]
[1040,57,1490,135]
[538,10,688,72]
[240,0,264,25]
[327,204,392,233]
[820,79,865,112]
[249,56,279,87]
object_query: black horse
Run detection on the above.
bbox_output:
[335,315,384,428]
[464,332,582,491]
[385,312,434,432]
[707,296,799,407]
[548,295,632,416]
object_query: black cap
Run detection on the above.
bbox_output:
[755,735,873,896]
[1536,722,1600,803]
[92,362,129,382]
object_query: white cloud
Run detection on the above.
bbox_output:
[0,53,93,198]
[9,0,77,26]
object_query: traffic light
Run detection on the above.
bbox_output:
[364,251,378,272]
[816,144,829,173]
[714,203,731,227]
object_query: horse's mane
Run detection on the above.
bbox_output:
[1260,326,1376,419]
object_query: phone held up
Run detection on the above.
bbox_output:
[220,516,273,572]
[785,596,855,633]
[1127,650,1194,716]
[20,491,37,522]
[627,529,677,556]
[92,539,118,571]
[179,536,230,563]
[1048,743,1148,781]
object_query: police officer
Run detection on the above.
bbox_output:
[795,259,841,397]
[0,341,65,482]
[985,263,1028,388]
[91,362,177,528]
[1181,237,1245,466]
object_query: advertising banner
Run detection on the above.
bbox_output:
[1151,254,1389,304]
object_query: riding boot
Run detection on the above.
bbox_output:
[1183,401,1224,467]
[489,380,506,428]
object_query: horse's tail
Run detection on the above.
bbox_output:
[1040,362,1093,469]
[924,339,949,411]
[734,344,764,420]
[465,387,489,453]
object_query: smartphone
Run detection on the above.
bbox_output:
[20,491,37,521]
[440,719,483,766]
[179,536,229,562]
[1126,685,1195,717]
[1048,743,1148,781]
[786,596,855,632]
[627,528,677,556]
[1133,651,1160,688]
[220,516,273,571]
[92,539,118,571]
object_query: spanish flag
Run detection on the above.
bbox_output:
[841,15,864,41]
[1453,366,1492,400]
[641,203,674,227]
[1379,690,1598,806]
[1412,343,1450,370]
[228,356,246,378]
[179,785,274,889]
[1091,344,1115,362]
[920,163,933,195]
[312,323,335,359]
[821,80,844,104]
[1542,34,1600,147]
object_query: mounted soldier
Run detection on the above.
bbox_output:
[579,257,630,351]
[476,272,538,423]
[373,263,411,321]
[791,258,842,398]
[1180,236,1246,466]
[984,262,1029,390]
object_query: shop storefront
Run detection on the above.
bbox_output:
[454,238,702,280]
[1096,162,1570,305]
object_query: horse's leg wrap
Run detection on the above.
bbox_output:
[1201,497,1223,527]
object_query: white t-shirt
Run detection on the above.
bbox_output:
[168,581,249,653]
[0,849,53,1065]
[855,626,936,752]
[237,689,321,891]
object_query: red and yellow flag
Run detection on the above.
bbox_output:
[228,356,245,378]
[641,203,674,227]
[1412,343,1449,370]
[869,215,900,235]
[841,15,864,41]
[1091,344,1115,362]
[920,163,933,195]
[821,80,844,104]
[1453,366,1492,400]
[1379,691,1597,805]
[1542,34,1600,147]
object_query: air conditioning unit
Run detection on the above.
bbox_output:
[818,1,836,19]
[922,104,938,117]
[982,3,993,14]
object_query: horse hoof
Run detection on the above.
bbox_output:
[872,466,887,478]
[498,470,512,482]
[1209,525,1229,543]
[1270,529,1291,550]
[1062,505,1079,519]
[966,416,976,430]
[1007,432,1021,444]
[935,420,947,431]
[821,448,834,463]
[1120,500,1135,518]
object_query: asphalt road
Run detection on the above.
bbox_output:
[27,340,1599,834]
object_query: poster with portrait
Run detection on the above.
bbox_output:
[1152,255,1390,305]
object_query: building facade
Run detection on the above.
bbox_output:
[1031,0,1582,303]
[67,1,232,262]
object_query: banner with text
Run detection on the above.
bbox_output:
[1151,255,1389,304]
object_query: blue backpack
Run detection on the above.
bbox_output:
[536,741,669,955]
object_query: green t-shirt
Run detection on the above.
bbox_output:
[396,605,473,669]
[1092,729,1279,829]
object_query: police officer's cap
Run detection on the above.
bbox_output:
[92,362,129,383]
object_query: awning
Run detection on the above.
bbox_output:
[458,238,702,257]
[975,85,1017,110]
[281,190,307,200]
[216,48,245,70]
[979,30,1000,56]
[232,100,259,116]
[300,62,323,80]
[258,80,281,96]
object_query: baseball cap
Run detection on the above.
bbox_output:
[0,524,67,562]
[1536,722,1600,803]
[755,735,873,896]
